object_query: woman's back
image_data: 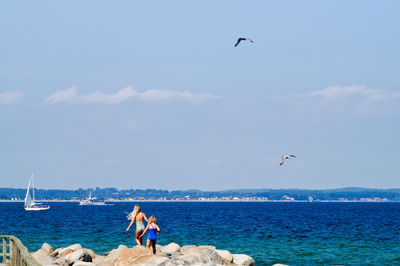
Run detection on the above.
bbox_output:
[136,212,145,222]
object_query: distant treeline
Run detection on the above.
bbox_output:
[1,187,400,201]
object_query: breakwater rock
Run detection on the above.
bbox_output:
[31,242,256,266]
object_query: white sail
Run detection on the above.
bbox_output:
[24,174,33,208]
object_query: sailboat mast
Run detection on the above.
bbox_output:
[32,173,35,203]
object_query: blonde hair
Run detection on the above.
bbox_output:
[148,216,157,224]
[127,205,141,220]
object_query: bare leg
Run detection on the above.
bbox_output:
[139,232,143,246]
[152,240,156,254]
[146,239,151,255]
[135,230,143,247]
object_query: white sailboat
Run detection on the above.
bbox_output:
[24,173,50,211]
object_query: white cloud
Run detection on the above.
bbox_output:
[138,89,220,102]
[45,87,220,104]
[0,91,25,104]
[79,87,137,104]
[274,85,400,102]
[45,87,77,103]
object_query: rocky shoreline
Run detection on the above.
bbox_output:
[31,242,259,266]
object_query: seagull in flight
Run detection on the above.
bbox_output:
[280,155,296,166]
[234,37,254,47]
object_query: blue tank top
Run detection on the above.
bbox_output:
[148,224,157,241]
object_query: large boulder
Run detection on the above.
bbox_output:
[41,243,55,254]
[49,247,63,258]
[161,243,180,254]
[31,248,49,264]
[31,242,56,264]
[53,257,70,266]
[41,256,56,265]
[130,254,169,265]
[59,244,83,257]
[64,249,92,264]
[72,261,96,266]
[169,252,181,259]
[180,245,215,256]
[179,245,197,255]
[200,249,224,264]
[93,255,111,266]
[215,249,233,264]
[156,244,163,254]
[198,245,216,250]
[232,254,255,266]
[162,254,203,265]
[104,245,130,264]
[83,248,97,259]
[112,247,149,266]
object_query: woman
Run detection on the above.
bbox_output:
[126,205,148,247]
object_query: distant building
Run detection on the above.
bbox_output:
[281,195,295,201]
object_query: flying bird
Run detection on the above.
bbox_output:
[280,155,296,166]
[234,37,254,47]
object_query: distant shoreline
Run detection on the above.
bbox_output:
[1,199,399,203]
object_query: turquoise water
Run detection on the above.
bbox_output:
[1,202,400,265]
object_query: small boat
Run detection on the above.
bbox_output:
[79,192,106,206]
[24,173,50,211]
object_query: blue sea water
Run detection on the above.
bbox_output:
[1,202,400,265]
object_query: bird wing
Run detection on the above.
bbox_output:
[234,38,242,47]
[289,155,296,158]
[246,38,254,43]
[280,157,286,165]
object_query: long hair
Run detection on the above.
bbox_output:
[127,205,141,220]
[148,215,157,224]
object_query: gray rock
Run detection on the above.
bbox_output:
[232,254,255,266]
[133,255,170,265]
[180,245,197,255]
[31,249,49,264]
[58,244,83,258]
[180,245,215,257]
[64,249,92,264]
[198,245,216,250]
[161,254,203,265]
[215,249,233,264]
[41,243,55,254]
[169,252,181,259]
[49,247,63,258]
[72,261,95,266]
[53,257,70,266]
[65,249,85,264]
[104,244,129,264]
[200,249,224,265]
[83,248,97,260]
[156,244,163,254]
[41,256,56,265]
[161,243,181,254]
[92,255,107,266]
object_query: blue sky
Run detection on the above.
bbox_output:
[1,1,399,190]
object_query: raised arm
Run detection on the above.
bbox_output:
[126,219,134,232]
[155,224,161,234]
